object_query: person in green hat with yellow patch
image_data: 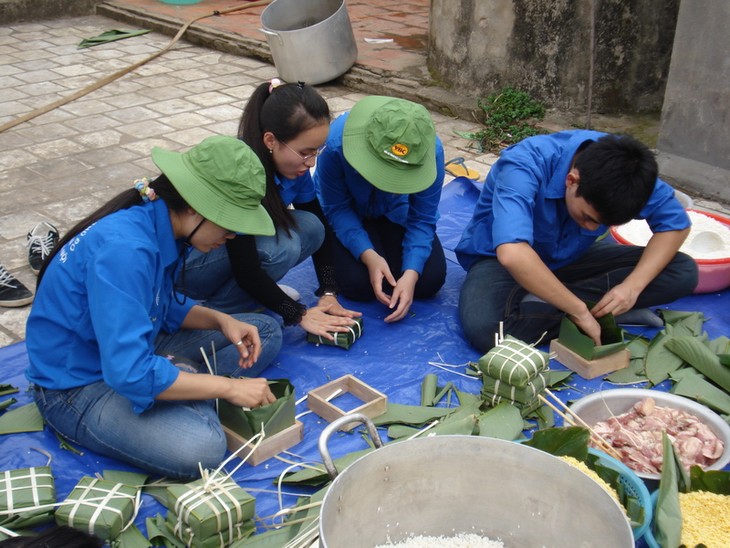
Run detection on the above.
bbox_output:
[314,96,446,323]
[25,135,282,479]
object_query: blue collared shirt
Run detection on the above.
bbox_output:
[456,130,691,271]
[26,199,195,413]
[314,112,445,274]
[275,170,316,206]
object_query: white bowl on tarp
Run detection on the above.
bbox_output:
[569,388,730,481]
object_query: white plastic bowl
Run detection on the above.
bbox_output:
[569,388,730,481]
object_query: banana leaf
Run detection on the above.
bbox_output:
[670,369,730,415]
[547,370,574,386]
[476,402,523,439]
[218,379,295,439]
[645,330,686,385]
[388,413,478,439]
[232,486,328,547]
[0,398,16,412]
[665,335,730,392]
[688,466,730,494]
[660,310,706,336]
[0,384,18,397]
[421,374,438,406]
[112,524,150,548]
[77,29,151,49]
[708,335,730,355]
[523,426,590,460]
[282,447,374,486]
[604,356,648,384]
[0,402,44,435]
[371,402,453,426]
[653,433,686,548]
[557,315,627,360]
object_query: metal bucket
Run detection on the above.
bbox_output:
[260,0,358,85]
[318,414,634,548]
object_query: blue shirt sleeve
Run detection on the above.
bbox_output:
[86,242,180,413]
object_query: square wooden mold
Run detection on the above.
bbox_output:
[223,420,303,466]
[307,375,387,431]
[550,339,630,380]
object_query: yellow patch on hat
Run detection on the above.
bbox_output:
[391,143,409,157]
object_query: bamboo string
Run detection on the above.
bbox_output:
[539,390,622,460]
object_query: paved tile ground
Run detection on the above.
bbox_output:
[0,14,495,345]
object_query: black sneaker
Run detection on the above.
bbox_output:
[0,265,34,307]
[27,221,59,275]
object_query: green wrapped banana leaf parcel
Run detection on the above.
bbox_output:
[481,370,548,404]
[166,478,255,541]
[166,512,255,547]
[0,466,55,528]
[558,310,627,360]
[54,476,138,541]
[477,336,549,387]
[307,317,363,349]
[218,379,296,440]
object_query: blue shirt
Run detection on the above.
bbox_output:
[314,112,445,274]
[456,130,691,271]
[275,171,316,206]
[26,199,195,413]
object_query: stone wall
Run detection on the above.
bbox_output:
[656,1,730,203]
[428,0,679,114]
[0,0,101,24]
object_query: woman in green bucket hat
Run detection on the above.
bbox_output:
[25,135,282,479]
[314,96,447,322]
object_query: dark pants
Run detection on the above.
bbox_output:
[332,217,447,301]
[459,240,699,353]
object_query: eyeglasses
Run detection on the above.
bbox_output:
[279,140,327,163]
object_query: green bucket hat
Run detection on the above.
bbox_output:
[151,135,274,236]
[343,96,437,194]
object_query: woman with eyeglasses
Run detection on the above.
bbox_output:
[179,80,360,339]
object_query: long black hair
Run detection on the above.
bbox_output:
[37,175,189,285]
[238,81,330,235]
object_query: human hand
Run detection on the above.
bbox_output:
[317,294,362,319]
[591,283,640,319]
[360,249,397,306]
[384,270,418,323]
[300,305,360,339]
[224,377,276,408]
[567,309,602,346]
[221,318,261,369]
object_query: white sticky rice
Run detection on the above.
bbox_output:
[376,534,505,547]
[615,210,730,260]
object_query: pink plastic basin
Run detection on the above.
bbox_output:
[610,209,730,294]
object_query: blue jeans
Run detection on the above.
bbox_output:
[179,210,325,314]
[459,240,698,352]
[32,313,282,479]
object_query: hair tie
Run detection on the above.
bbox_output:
[134,177,157,203]
[269,78,283,93]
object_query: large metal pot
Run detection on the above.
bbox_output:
[318,414,633,547]
[260,0,358,85]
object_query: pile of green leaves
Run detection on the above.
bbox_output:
[604,310,730,422]
[457,87,546,153]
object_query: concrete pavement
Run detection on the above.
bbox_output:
[0,14,496,345]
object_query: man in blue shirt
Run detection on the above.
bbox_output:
[314,96,446,323]
[456,130,698,352]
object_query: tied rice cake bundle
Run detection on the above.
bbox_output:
[54,477,137,541]
[477,336,549,388]
[166,513,255,548]
[307,317,363,350]
[480,392,542,416]
[481,370,548,405]
[166,479,255,541]
[678,490,730,548]
[0,466,56,527]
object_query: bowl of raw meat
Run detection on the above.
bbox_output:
[569,388,730,481]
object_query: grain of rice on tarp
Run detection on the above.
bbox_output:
[375,533,505,547]
[679,490,730,548]
[614,210,730,260]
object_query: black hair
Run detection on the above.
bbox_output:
[0,525,103,547]
[237,81,330,235]
[573,134,658,226]
[37,174,189,285]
